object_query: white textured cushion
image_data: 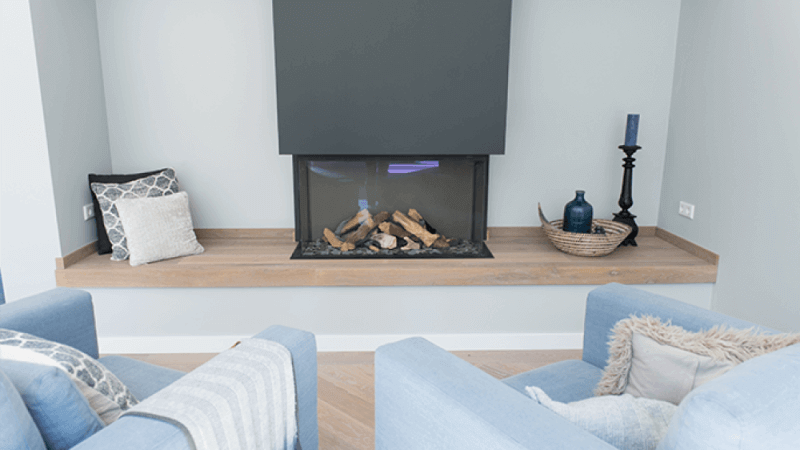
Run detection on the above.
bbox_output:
[527,386,676,450]
[116,191,204,266]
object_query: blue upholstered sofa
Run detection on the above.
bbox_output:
[375,283,800,449]
[0,288,318,450]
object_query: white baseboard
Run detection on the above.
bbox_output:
[99,335,248,355]
[98,332,583,354]
[316,333,583,352]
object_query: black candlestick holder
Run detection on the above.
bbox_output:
[613,144,640,246]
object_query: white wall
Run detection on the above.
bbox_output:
[0,0,62,300]
[496,0,680,225]
[29,0,113,256]
[94,0,680,232]
[95,0,293,229]
[659,1,800,332]
[82,0,687,348]
[4,0,701,350]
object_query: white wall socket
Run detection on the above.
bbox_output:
[83,204,95,221]
[678,201,695,219]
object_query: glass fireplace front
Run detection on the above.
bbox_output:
[292,155,491,259]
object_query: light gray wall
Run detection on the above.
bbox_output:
[95,0,292,229]
[5,0,703,346]
[83,0,688,344]
[88,284,713,342]
[496,0,680,225]
[0,0,63,300]
[659,0,800,332]
[94,0,681,232]
[29,0,113,256]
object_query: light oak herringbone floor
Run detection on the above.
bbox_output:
[117,349,582,450]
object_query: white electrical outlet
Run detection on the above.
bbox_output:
[678,201,695,219]
[83,204,95,221]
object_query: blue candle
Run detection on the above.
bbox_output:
[624,114,640,146]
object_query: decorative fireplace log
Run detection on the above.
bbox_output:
[373,211,390,227]
[379,222,412,239]
[432,236,451,249]
[401,240,421,251]
[341,209,372,234]
[372,233,397,249]
[392,210,439,247]
[323,228,344,249]
[342,211,390,251]
[408,208,424,223]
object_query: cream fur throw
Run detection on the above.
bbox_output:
[595,316,800,403]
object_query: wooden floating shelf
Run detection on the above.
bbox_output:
[55,227,717,288]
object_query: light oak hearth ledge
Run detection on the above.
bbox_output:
[55,227,717,288]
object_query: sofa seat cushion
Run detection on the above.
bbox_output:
[503,359,603,403]
[657,343,800,449]
[99,355,185,401]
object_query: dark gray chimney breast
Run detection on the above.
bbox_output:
[273,0,512,156]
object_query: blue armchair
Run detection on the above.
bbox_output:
[375,283,800,449]
[0,288,318,450]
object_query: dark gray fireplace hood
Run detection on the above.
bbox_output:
[272,0,512,156]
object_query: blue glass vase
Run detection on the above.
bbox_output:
[563,190,593,233]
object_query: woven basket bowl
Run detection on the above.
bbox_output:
[538,204,632,257]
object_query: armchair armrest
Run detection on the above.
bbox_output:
[0,288,98,358]
[254,325,319,450]
[74,325,318,450]
[582,283,773,369]
[375,337,615,450]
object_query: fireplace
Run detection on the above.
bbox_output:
[273,0,511,258]
[291,154,492,259]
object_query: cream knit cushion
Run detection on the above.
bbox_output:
[527,386,676,450]
[595,315,800,404]
[115,191,204,266]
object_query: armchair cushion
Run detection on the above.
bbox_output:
[595,315,800,404]
[0,366,46,450]
[657,343,800,449]
[0,329,138,416]
[527,386,676,450]
[1,360,104,450]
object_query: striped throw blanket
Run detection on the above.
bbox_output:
[123,339,298,450]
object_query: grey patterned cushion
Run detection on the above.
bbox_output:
[90,168,180,261]
[0,329,138,424]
